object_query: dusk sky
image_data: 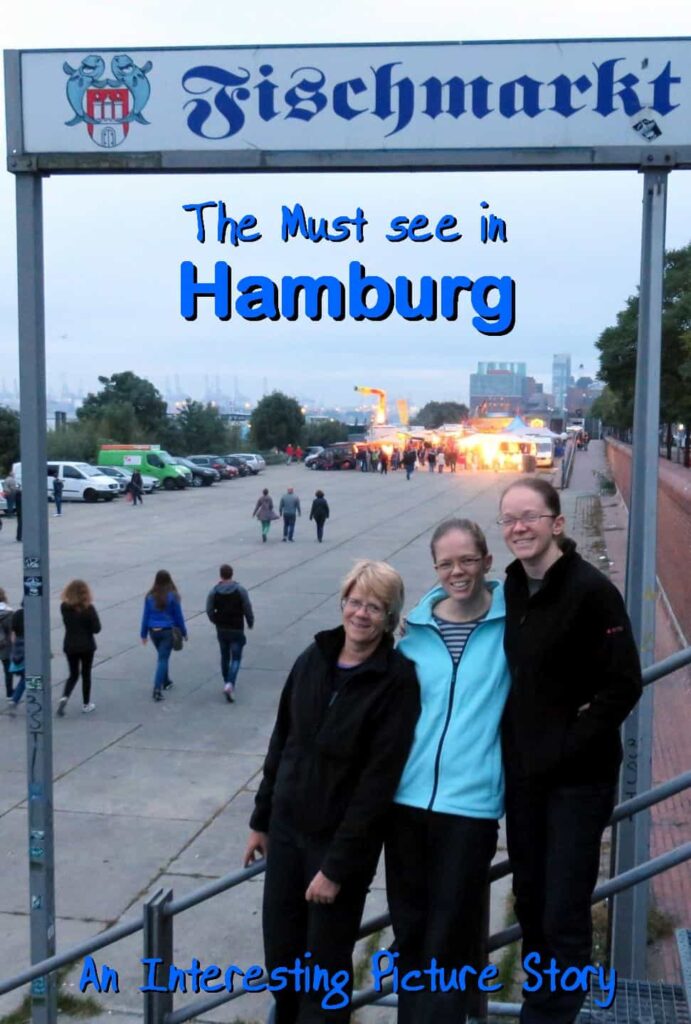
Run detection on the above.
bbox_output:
[2,0,690,411]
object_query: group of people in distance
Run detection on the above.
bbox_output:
[244,477,643,1024]
[253,487,330,543]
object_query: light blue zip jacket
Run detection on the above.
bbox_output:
[395,581,510,819]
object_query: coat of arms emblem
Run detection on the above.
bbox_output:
[63,53,152,149]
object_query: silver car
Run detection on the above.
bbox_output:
[97,465,160,494]
[228,453,266,474]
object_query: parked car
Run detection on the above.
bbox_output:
[222,455,250,478]
[171,457,219,487]
[312,444,358,471]
[227,453,266,474]
[97,465,161,494]
[187,455,238,479]
[304,446,325,469]
[13,461,119,502]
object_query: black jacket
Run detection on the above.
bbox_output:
[502,540,642,785]
[250,626,420,883]
[206,582,254,632]
[309,497,330,523]
[61,603,101,654]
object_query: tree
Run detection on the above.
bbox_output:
[0,406,20,474]
[250,392,305,450]
[596,243,691,448]
[174,400,230,454]
[78,372,168,437]
[302,420,350,447]
[417,401,469,429]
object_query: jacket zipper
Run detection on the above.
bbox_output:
[423,615,488,812]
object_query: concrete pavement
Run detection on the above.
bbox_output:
[0,454,605,1022]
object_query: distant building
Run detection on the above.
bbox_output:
[552,354,571,412]
[470,361,527,417]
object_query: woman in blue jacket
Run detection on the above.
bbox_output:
[386,518,511,1024]
[140,570,187,701]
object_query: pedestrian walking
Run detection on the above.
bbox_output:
[52,474,64,516]
[244,560,419,1024]
[56,580,101,716]
[309,489,330,543]
[403,448,416,481]
[7,604,25,713]
[498,478,642,1024]
[379,451,389,475]
[129,470,144,506]
[370,449,379,473]
[140,570,187,702]
[285,444,295,465]
[0,589,14,701]
[206,564,254,703]
[437,450,445,473]
[279,486,301,542]
[3,472,17,515]
[253,488,278,542]
[427,449,436,472]
[15,489,22,543]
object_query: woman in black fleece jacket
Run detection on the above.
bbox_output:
[244,560,419,1024]
[499,478,642,1024]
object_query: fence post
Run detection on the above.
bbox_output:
[143,888,174,1024]
[468,883,491,1024]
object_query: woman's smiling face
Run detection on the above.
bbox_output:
[433,528,492,607]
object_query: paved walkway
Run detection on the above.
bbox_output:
[0,448,686,1022]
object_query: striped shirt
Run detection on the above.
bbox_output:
[433,613,486,666]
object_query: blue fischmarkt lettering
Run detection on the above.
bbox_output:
[181,56,681,139]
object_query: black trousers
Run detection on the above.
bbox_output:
[385,804,498,1024]
[63,651,95,705]
[263,817,373,1023]
[505,779,616,1024]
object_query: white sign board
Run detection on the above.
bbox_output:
[5,39,691,170]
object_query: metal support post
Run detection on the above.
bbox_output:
[15,172,57,1024]
[468,883,491,1023]
[143,889,174,1024]
[611,168,668,978]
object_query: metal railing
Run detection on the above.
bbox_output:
[1,646,690,1024]
[561,437,578,489]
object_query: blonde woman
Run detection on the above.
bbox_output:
[244,560,420,1023]
[57,580,101,716]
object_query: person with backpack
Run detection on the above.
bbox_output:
[206,564,254,703]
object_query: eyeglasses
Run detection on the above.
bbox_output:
[434,557,484,572]
[342,597,386,618]
[496,513,557,527]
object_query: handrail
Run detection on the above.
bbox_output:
[0,645,689,1014]
[560,438,578,489]
[352,843,691,1012]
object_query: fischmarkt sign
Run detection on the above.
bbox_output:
[5,37,691,173]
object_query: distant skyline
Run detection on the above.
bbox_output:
[3,2,691,409]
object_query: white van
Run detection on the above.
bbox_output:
[535,440,555,468]
[13,462,119,503]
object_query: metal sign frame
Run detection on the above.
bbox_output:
[4,36,679,1023]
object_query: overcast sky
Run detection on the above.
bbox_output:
[2,0,690,410]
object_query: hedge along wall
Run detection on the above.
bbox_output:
[606,439,691,644]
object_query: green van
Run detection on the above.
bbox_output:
[97,446,190,490]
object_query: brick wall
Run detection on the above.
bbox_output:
[606,439,691,643]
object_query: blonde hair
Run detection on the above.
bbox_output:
[340,560,405,632]
[61,579,93,610]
